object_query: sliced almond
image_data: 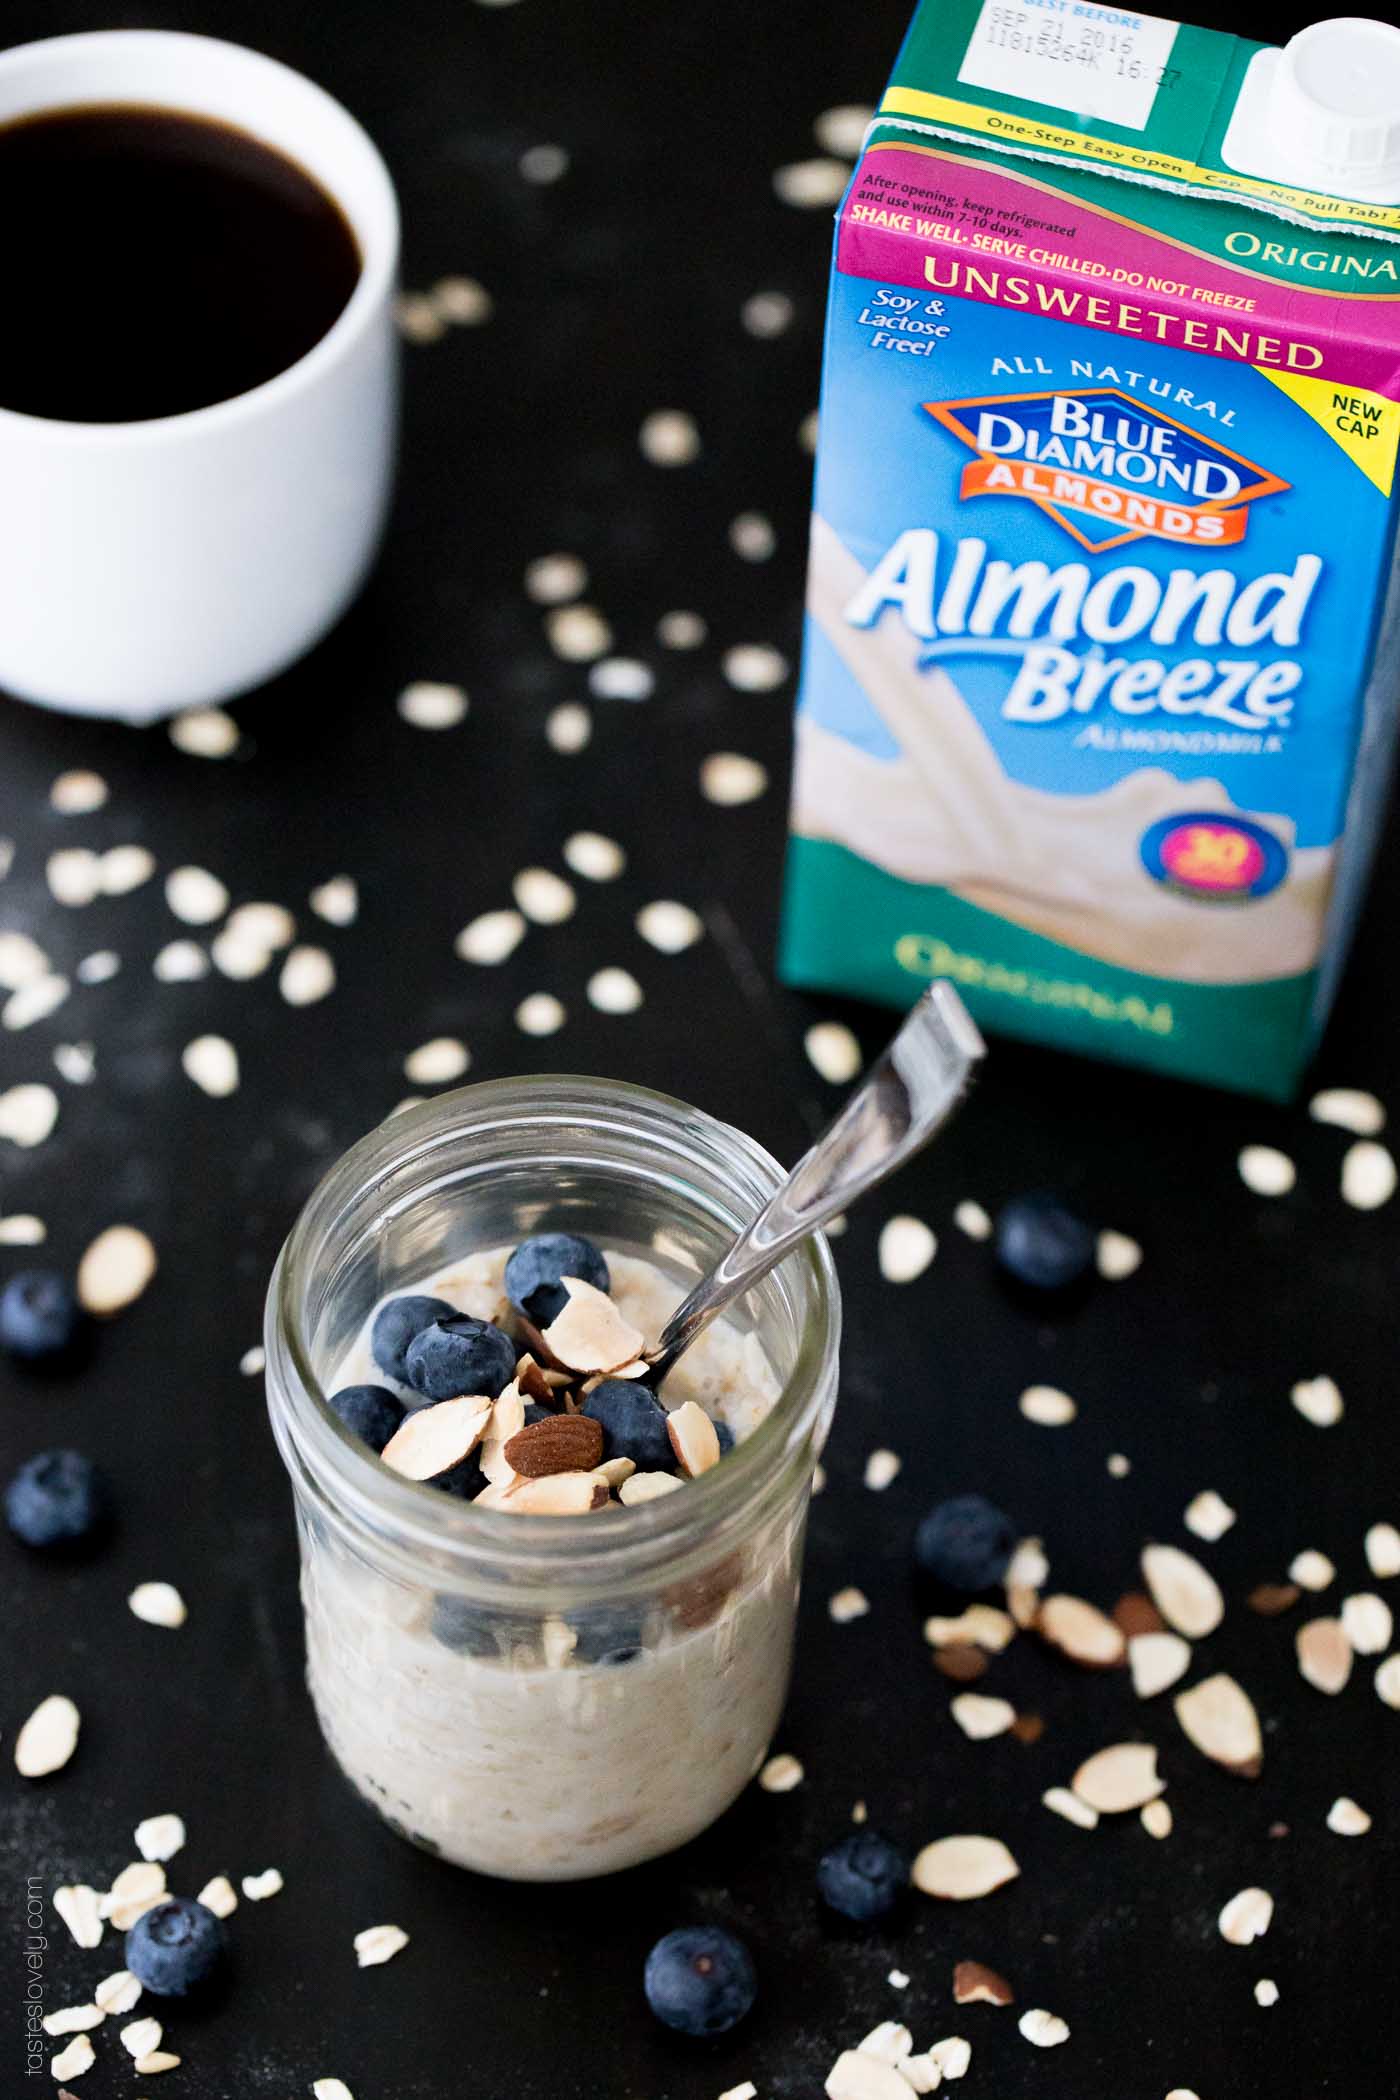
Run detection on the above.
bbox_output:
[912,1834,1019,1901]
[1129,1631,1192,1699]
[381,1397,492,1481]
[593,1456,636,1490]
[1248,1583,1300,1616]
[507,1470,609,1514]
[618,1470,684,1506]
[950,1693,1016,1740]
[15,1692,80,1776]
[1042,1786,1098,1830]
[935,1644,989,1683]
[1174,1673,1262,1775]
[758,1752,804,1793]
[1141,1543,1223,1639]
[1114,1592,1167,1638]
[953,1960,1014,2006]
[824,2050,911,2100]
[1218,1886,1273,1945]
[1296,1616,1352,1694]
[924,1605,1015,1652]
[1340,1592,1393,1655]
[667,1399,721,1477]
[540,1277,644,1373]
[77,1224,157,1315]
[1038,1594,1125,1669]
[1071,1742,1164,1814]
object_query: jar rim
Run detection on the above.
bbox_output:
[265,1073,841,1592]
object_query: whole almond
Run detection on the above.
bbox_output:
[504,1415,604,1477]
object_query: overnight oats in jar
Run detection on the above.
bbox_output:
[264,1077,840,1880]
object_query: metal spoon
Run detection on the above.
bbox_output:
[644,981,986,1388]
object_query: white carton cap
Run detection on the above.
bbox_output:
[1221,17,1400,203]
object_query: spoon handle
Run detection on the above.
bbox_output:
[645,982,985,1386]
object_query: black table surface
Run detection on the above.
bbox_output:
[3,2,1397,2096]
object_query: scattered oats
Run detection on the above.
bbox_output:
[812,1463,826,1494]
[859,2023,914,2064]
[1255,1978,1279,2007]
[456,908,527,965]
[639,409,700,464]
[242,1868,284,1901]
[0,931,50,987]
[433,273,493,324]
[403,1037,470,1086]
[913,1834,1019,1901]
[181,1034,239,1098]
[815,103,874,154]
[395,293,442,341]
[1341,1139,1396,1209]
[700,751,769,805]
[43,2004,105,2036]
[196,1875,238,1918]
[397,680,468,729]
[1291,1374,1343,1427]
[563,831,625,882]
[135,2050,182,2075]
[165,865,228,925]
[878,1215,936,1283]
[657,608,708,649]
[210,925,271,979]
[1130,1631,1192,1699]
[1310,1086,1385,1135]
[50,2035,95,2080]
[1142,1543,1224,1639]
[1327,1795,1372,1835]
[0,1213,45,1244]
[1290,1548,1336,1590]
[1219,1887,1273,1945]
[759,1752,805,1793]
[730,511,777,562]
[1175,1674,1262,1775]
[825,2050,910,2100]
[1297,1617,1353,1694]
[953,1199,991,1240]
[310,875,358,926]
[1108,1452,1132,1478]
[54,1886,103,1948]
[1095,1228,1143,1279]
[1377,1655,1400,1708]
[636,899,703,953]
[888,1970,910,1991]
[805,1021,862,1086]
[47,847,103,906]
[587,656,653,701]
[830,1586,870,1624]
[95,1970,142,2015]
[1038,1593,1126,1668]
[99,845,156,895]
[719,2086,758,2100]
[354,1922,409,1967]
[153,939,208,983]
[100,1862,166,1928]
[4,973,70,1029]
[519,140,568,182]
[927,2036,972,2080]
[240,1345,265,1376]
[514,992,566,1036]
[924,1604,1015,1651]
[0,1082,59,1147]
[1366,1522,1400,1579]
[79,1225,157,1315]
[1185,1489,1236,1542]
[76,950,120,985]
[226,902,295,951]
[722,642,789,691]
[1020,1384,1076,1427]
[1042,1785,1099,1828]
[799,408,820,452]
[1166,2091,1203,2099]
[1341,1592,1393,1654]
[1141,1798,1173,1838]
[513,867,576,925]
[128,1583,186,1629]
[280,945,336,1006]
[1237,1144,1295,1196]
[135,1814,185,1863]
[52,1041,95,1085]
[51,769,109,814]
[587,966,643,1014]
[952,1693,1016,1740]
[774,157,850,207]
[169,706,239,757]
[16,1693,80,1776]
[1019,2010,1069,2049]
[1072,1742,1164,1814]
[741,289,795,338]
[1006,1536,1049,1593]
[864,1448,901,1491]
[121,2016,163,2058]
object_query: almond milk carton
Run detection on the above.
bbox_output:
[779,8,1400,1096]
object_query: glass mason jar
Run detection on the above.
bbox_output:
[265,1076,841,1881]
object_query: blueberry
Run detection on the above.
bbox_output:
[914,1494,1016,1592]
[125,1896,227,1997]
[582,1380,675,1472]
[4,1449,109,1548]
[714,1419,735,1457]
[570,1603,645,1665]
[643,1925,756,2036]
[994,1192,1094,1295]
[430,1594,497,1656]
[817,1831,910,1921]
[0,1270,83,1365]
[523,1401,556,1426]
[370,1294,457,1385]
[405,1316,516,1403]
[505,1232,610,1327]
[327,1384,404,1454]
[431,1449,486,1499]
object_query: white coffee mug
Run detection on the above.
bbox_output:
[0,31,399,722]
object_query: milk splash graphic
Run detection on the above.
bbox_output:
[779,0,1400,1098]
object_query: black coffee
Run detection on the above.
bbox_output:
[0,103,362,422]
